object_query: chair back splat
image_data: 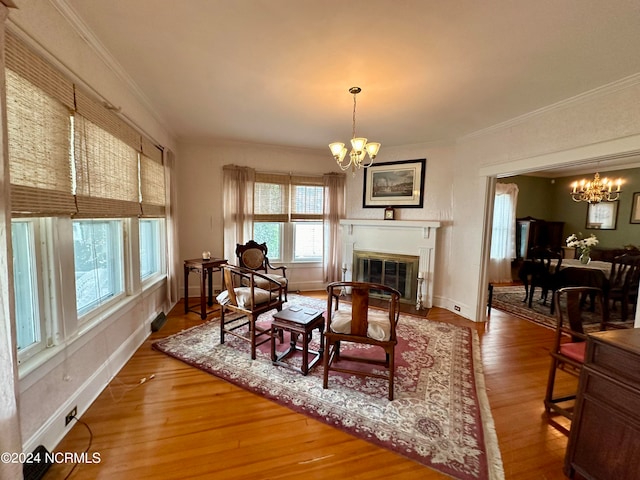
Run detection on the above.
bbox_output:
[236,240,288,300]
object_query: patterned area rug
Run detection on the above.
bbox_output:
[153,295,504,480]
[491,285,634,331]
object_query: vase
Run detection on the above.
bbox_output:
[579,253,591,264]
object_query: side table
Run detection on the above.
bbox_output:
[271,306,325,375]
[184,257,227,319]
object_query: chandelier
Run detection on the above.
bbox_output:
[570,172,622,203]
[329,87,380,174]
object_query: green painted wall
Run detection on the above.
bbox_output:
[500,167,640,250]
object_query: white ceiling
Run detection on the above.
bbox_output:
[57,0,640,154]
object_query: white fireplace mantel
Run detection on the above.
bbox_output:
[340,219,441,308]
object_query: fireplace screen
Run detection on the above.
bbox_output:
[352,251,419,303]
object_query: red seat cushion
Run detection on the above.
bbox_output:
[559,341,586,363]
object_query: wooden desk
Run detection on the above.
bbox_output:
[565,328,640,479]
[184,258,227,319]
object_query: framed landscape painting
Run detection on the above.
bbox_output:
[363,159,426,208]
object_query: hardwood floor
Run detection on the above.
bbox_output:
[44,293,576,479]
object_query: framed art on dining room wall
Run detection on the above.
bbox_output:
[362,158,426,208]
[586,201,618,230]
[631,192,640,224]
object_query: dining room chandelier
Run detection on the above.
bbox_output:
[570,172,622,203]
[329,87,380,173]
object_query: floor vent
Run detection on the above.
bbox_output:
[23,445,52,480]
[151,312,167,332]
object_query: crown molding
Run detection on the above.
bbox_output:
[49,0,171,137]
[459,72,640,143]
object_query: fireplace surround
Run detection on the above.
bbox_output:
[340,219,441,308]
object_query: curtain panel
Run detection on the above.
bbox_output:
[222,165,255,264]
[489,182,519,283]
[323,172,346,282]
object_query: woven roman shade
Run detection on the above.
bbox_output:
[140,137,166,216]
[73,87,141,217]
[290,175,323,221]
[254,173,289,222]
[5,31,76,216]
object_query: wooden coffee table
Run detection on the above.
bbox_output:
[271,306,324,375]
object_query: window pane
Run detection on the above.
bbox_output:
[140,219,161,280]
[254,222,282,260]
[294,222,323,261]
[12,221,40,350]
[255,183,286,215]
[73,220,124,316]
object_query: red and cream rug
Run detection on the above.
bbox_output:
[153,295,504,480]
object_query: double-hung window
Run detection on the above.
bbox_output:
[253,174,324,263]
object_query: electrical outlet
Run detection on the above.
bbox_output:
[65,406,77,426]
[454,305,461,312]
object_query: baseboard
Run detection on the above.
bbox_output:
[22,317,152,455]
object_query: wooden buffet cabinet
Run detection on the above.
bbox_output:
[565,328,640,479]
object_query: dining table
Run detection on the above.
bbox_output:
[551,258,613,318]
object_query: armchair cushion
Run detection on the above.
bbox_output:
[330,308,392,342]
[241,274,287,291]
[216,287,278,309]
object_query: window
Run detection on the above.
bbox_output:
[140,218,165,280]
[73,220,124,317]
[253,175,324,263]
[12,220,45,359]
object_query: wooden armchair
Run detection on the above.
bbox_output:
[236,240,288,300]
[323,282,401,400]
[216,265,285,360]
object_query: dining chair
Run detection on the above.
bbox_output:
[528,247,563,309]
[608,254,640,322]
[323,281,401,400]
[217,265,285,360]
[544,286,606,421]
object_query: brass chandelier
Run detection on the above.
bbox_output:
[570,172,622,203]
[329,87,380,174]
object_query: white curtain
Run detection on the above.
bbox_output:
[165,149,180,305]
[323,173,346,282]
[489,183,519,283]
[222,165,255,264]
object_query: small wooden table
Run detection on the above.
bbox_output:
[271,306,325,375]
[184,257,227,319]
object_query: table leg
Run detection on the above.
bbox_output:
[199,266,206,320]
[184,264,189,314]
[207,267,213,306]
[301,331,309,375]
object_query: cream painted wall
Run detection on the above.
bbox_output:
[176,140,343,294]
[8,2,178,453]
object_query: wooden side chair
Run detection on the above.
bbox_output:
[608,254,640,322]
[528,247,563,310]
[323,281,401,401]
[216,265,285,360]
[544,286,606,421]
[236,240,288,300]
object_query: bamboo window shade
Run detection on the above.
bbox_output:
[140,136,165,216]
[5,31,76,216]
[5,30,166,219]
[254,173,323,222]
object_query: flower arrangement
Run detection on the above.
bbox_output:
[566,233,598,262]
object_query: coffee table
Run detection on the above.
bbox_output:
[271,306,324,375]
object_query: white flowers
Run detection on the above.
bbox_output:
[566,233,598,254]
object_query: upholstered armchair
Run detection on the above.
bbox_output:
[236,240,288,300]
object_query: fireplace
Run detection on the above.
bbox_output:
[340,219,441,308]
[353,251,419,304]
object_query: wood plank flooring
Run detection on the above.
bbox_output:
[44,293,576,479]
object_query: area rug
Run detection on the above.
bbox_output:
[490,285,634,331]
[153,295,504,480]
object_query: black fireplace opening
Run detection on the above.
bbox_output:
[352,251,419,304]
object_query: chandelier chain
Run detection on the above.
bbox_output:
[352,92,357,139]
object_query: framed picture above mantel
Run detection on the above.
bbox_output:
[362,158,426,208]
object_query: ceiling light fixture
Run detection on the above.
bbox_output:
[570,172,622,203]
[329,87,380,174]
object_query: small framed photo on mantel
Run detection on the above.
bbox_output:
[384,206,395,220]
[363,159,426,208]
